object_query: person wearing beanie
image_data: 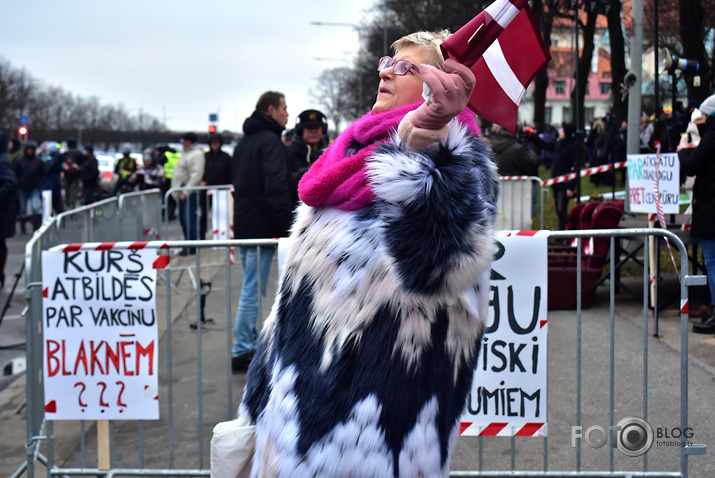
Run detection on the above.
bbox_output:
[678,93,715,332]
[40,142,64,215]
[199,133,232,240]
[61,138,85,209]
[287,109,329,209]
[13,141,44,233]
[112,147,138,195]
[550,122,578,230]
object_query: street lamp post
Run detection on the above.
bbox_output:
[310,21,364,116]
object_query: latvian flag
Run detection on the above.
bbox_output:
[440,0,551,133]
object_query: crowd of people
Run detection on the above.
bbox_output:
[2,138,100,233]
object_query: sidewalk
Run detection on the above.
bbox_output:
[0,229,713,476]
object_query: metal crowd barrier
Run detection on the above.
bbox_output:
[117,189,163,241]
[160,185,233,242]
[16,191,708,476]
[497,176,545,230]
[450,228,707,477]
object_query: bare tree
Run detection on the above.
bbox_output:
[0,55,168,144]
[532,0,554,131]
[607,0,628,123]
[309,67,353,134]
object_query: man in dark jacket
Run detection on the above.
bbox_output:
[0,131,19,288]
[112,148,138,195]
[41,142,64,215]
[62,138,85,209]
[287,109,329,209]
[14,141,44,233]
[550,123,578,230]
[81,144,99,205]
[200,133,232,239]
[231,90,292,372]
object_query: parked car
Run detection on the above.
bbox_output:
[96,153,118,192]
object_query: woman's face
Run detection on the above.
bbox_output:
[372,45,433,114]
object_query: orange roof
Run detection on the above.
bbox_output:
[551,0,632,30]
[549,46,611,79]
[549,46,578,77]
[551,7,609,29]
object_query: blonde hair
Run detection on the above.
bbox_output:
[592,118,605,134]
[392,30,451,70]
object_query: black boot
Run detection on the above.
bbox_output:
[692,306,715,334]
[690,304,714,324]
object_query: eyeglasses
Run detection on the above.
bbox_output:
[377,56,419,76]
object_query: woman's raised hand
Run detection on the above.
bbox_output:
[411,59,475,131]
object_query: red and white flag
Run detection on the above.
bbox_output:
[440,0,551,133]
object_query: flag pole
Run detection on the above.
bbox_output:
[573,4,583,203]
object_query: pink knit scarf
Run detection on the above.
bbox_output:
[298,103,479,211]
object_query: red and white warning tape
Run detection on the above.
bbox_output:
[541,161,627,187]
[496,230,548,237]
[51,241,171,269]
[500,175,535,181]
[55,241,169,252]
[459,421,546,437]
[144,227,161,240]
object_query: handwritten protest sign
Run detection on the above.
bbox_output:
[461,232,548,436]
[627,153,680,214]
[42,249,159,420]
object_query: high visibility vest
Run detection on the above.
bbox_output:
[163,152,181,179]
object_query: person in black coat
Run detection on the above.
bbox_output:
[13,141,44,232]
[81,144,99,205]
[550,123,578,230]
[41,142,64,215]
[287,109,329,209]
[61,138,85,209]
[230,91,292,371]
[678,94,715,333]
[0,131,19,288]
[200,133,232,239]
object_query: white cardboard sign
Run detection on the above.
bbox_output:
[627,153,680,214]
[461,232,548,436]
[41,249,160,420]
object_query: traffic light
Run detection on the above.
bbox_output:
[208,124,217,134]
[18,126,28,139]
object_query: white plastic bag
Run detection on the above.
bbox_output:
[210,417,256,478]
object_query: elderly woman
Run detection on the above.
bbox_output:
[237,30,498,476]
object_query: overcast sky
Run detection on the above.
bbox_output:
[1,0,376,134]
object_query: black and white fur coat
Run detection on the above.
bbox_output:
[238,118,499,477]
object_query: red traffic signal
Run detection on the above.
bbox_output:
[208,124,217,134]
[18,126,28,136]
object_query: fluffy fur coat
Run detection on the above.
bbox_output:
[238,118,499,477]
